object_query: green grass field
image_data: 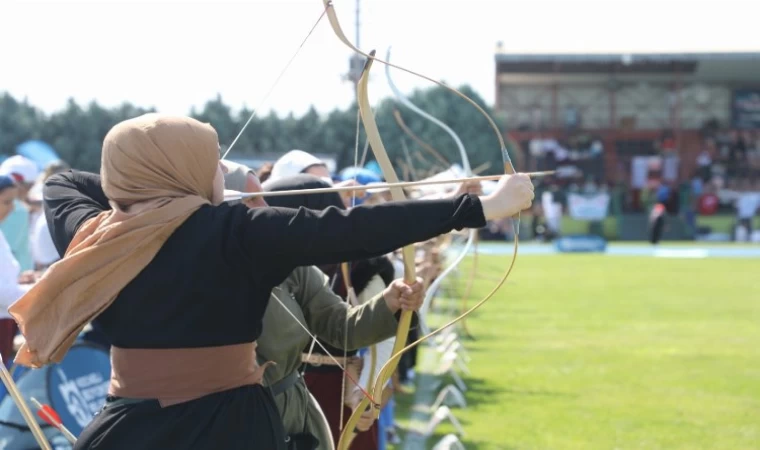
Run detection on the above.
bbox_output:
[392,248,760,449]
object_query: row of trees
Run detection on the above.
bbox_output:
[0,85,515,175]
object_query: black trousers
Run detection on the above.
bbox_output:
[75,385,287,450]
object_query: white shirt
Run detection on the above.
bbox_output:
[30,213,61,267]
[0,230,31,319]
[736,193,760,219]
[542,191,562,219]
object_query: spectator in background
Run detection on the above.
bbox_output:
[267,149,332,183]
[541,182,564,239]
[691,172,704,199]
[530,202,546,241]
[649,202,666,244]
[28,161,71,271]
[682,176,699,236]
[729,130,748,168]
[0,175,37,364]
[660,130,677,153]
[697,141,713,182]
[697,184,720,216]
[656,181,671,205]
[735,179,759,242]
[582,176,599,194]
[0,155,39,271]
[662,182,680,215]
[266,149,364,207]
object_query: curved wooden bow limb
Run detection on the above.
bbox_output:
[321,0,507,150]
[322,3,523,446]
[385,47,479,341]
[413,152,448,177]
[399,139,421,181]
[383,133,522,380]
[393,109,451,168]
[336,50,416,450]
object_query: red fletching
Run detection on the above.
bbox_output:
[36,404,62,427]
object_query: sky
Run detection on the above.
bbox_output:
[2,0,759,119]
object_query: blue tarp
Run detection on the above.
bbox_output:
[363,161,383,179]
[15,140,60,170]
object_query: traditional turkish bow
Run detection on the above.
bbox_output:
[333,50,417,449]
[391,110,451,171]
[319,2,521,447]
[220,2,522,447]
[384,47,479,339]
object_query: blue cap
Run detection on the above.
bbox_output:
[0,174,16,191]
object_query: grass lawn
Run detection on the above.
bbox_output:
[391,251,760,449]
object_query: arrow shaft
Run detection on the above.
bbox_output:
[225,171,553,201]
[0,364,52,450]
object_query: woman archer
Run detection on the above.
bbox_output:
[9,113,534,450]
[263,174,399,450]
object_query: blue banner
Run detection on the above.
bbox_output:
[555,235,608,253]
[48,345,111,436]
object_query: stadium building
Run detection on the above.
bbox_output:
[494,50,760,240]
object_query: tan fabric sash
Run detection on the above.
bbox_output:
[110,342,272,407]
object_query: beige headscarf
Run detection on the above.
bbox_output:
[10,114,220,368]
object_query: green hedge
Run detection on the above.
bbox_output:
[696,215,760,233]
[551,215,759,240]
[559,216,618,239]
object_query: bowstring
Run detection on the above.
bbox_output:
[270,292,376,404]
[340,104,364,431]
[213,2,380,408]
[222,7,327,160]
[358,138,370,168]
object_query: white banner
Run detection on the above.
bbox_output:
[631,156,656,188]
[568,193,610,220]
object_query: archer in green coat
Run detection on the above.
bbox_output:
[223,161,423,450]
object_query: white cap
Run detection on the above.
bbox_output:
[269,150,326,182]
[0,155,40,184]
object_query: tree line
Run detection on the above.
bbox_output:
[0,85,514,176]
